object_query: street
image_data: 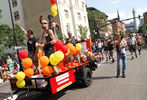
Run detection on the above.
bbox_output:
[1,50,147,100]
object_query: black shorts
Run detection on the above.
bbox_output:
[138,42,142,46]
[104,46,109,51]
[109,50,114,56]
[129,45,136,52]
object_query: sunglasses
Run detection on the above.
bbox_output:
[41,22,48,25]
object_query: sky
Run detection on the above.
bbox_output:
[85,0,147,25]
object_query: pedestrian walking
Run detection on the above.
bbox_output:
[96,39,103,59]
[136,34,144,55]
[103,37,109,61]
[115,35,127,78]
[108,37,115,63]
[127,34,137,59]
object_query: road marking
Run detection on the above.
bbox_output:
[96,60,106,67]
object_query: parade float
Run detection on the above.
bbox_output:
[9,0,102,97]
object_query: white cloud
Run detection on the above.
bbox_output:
[112,0,121,4]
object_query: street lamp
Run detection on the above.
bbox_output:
[8,0,23,71]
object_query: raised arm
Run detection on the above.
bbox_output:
[39,15,44,24]
[17,21,27,35]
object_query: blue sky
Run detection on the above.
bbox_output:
[86,0,147,24]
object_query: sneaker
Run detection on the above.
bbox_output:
[131,56,134,60]
[122,74,126,78]
[135,54,137,58]
[111,59,115,63]
[116,74,120,78]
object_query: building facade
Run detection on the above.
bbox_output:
[125,21,134,32]
[0,0,90,41]
[57,0,90,39]
[110,18,126,35]
[0,0,25,28]
[143,12,147,25]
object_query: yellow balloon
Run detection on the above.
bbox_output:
[49,54,59,65]
[76,43,82,50]
[51,4,57,12]
[65,49,70,55]
[50,59,59,66]
[16,80,25,88]
[54,51,64,61]
[16,71,25,81]
[52,11,57,16]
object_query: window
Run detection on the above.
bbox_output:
[14,11,20,21]
[82,2,85,10]
[66,24,70,33]
[64,10,69,18]
[12,0,17,7]
[84,16,86,22]
[77,13,81,20]
[75,0,79,7]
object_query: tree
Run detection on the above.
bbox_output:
[88,9,108,41]
[58,31,66,42]
[78,25,89,41]
[125,30,131,36]
[0,24,26,56]
[138,24,147,34]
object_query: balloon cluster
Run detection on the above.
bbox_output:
[16,71,26,88]
[19,50,34,78]
[39,56,53,76]
[22,58,34,77]
[54,40,69,55]
[50,0,57,16]
[66,43,82,56]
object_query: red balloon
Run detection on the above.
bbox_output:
[73,50,79,56]
[54,40,63,50]
[61,46,68,54]
[19,50,28,59]
[50,0,56,4]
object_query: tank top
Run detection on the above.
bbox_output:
[44,29,54,50]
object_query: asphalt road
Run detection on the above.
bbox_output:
[1,50,147,100]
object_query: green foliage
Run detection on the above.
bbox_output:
[125,30,131,36]
[15,25,26,46]
[88,9,108,40]
[138,24,147,34]
[0,24,25,55]
[58,31,66,42]
[78,25,88,41]
[112,31,116,37]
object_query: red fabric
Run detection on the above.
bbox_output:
[2,64,7,67]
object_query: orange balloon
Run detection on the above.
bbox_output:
[22,58,33,69]
[67,43,77,55]
[40,56,49,67]
[24,68,34,77]
[42,66,53,76]
[38,49,43,59]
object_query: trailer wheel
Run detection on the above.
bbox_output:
[82,67,92,87]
